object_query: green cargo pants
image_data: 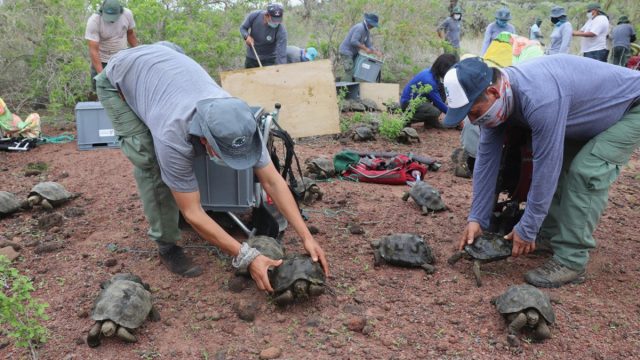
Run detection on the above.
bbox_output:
[336,54,355,82]
[95,72,181,250]
[540,104,640,270]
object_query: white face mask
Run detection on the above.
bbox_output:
[268,21,279,28]
[453,14,461,20]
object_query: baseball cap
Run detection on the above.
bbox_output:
[267,3,284,24]
[101,0,123,23]
[587,3,601,11]
[188,98,263,170]
[442,57,493,127]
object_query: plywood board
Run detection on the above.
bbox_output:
[220,60,339,138]
[359,83,400,111]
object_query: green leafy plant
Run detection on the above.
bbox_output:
[0,256,49,359]
[378,112,405,140]
[400,83,433,125]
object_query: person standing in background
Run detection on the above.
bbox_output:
[529,17,544,44]
[546,6,573,55]
[573,3,610,62]
[240,3,288,68]
[481,7,516,56]
[610,16,636,66]
[337,13,383,81]
[437,6,464,54]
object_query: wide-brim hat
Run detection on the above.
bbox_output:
[188,97,263,170]
[550,6,566,18]
[495,7,512,21]
[587,3,601,11]
[364,13,379,27]
[442,57,493,127]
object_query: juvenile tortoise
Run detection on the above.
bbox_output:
[294,177,323,205]
[351,126,375,141]
[397,127,420,144]
[27,182,75,209]
[305,157,335,179]
[401,180,446,214]
[450,147,472,178]
[87,273,160,347]
[447,232,512,287]
[494,284,555,342]
[269,254,326,306]
[0,191,28,217]
[371,233,436,274]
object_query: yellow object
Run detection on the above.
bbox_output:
[483,41,513,68]
[0,98,41,138]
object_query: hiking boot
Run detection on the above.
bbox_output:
[532,234,554,255]
[524,259,586,288]
[159,245,203,277]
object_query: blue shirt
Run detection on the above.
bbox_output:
[469,55,640,242]
[400,68,448,113]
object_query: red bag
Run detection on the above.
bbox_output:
[342,154,427,185]
[627,55,640,70]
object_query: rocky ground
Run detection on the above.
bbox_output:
[1,119,639,360]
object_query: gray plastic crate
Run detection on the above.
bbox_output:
[193,106,264,212]
[354,54,383,83]
[75,102,120,150]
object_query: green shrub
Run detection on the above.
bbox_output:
[400,83,433,125]
[0,256,49,356]
[378,113,405,140]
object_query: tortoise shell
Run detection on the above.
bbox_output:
[495,284,556,324]
[91,273,153,329]
[374,233,435,267]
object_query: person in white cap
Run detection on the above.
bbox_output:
[85,0,137,90]
[442,55,640,288]
[94,43,329,290]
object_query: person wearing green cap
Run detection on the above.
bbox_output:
[84,0,138,91]
[481,7,516,56]
[610,16,636,66]
[337,13,383,81]
[437,6,464,54]
[529,17,544,43]
[94,43,329,288]
[573,3,610,62]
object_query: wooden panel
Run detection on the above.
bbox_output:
[358,83,400,110]
[220,60,340,138]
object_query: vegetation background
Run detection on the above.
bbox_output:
[0,0,638,113]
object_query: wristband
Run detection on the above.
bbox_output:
[232,243,261,272]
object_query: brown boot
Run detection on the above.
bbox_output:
[524,259,585,288]
[159,245,203,277]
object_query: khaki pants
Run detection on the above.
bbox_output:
[540,105,640,270]
[95,72,181,250]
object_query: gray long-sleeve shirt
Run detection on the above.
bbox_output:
[469,54,640,242]
[239,10,288,64]
[611,23,636,49]
[339,22,373,57]
[547,22,573,55]
[481,22,516,55]
[438,17,462,48]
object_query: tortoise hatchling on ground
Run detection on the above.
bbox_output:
[450,147,472,178]
[401,180,447,214]
[351,126,375,141]
[447,232,512,287]
[494,284,555,343]
[294,177,323,205]
[371,233,436,274]
[268,255,326,306]
[87,273,160,347]
[397,127,420,144]
[0,191,28,217]
[27,182,75,209]
[305,157,335,179]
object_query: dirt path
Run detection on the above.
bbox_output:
[1,124,639,360]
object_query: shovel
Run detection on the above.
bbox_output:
[250,43,263,68]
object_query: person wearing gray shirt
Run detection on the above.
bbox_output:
[95,43,328,288]
[610,16,637,66]
[437,6,463,53]
[481,7,516,55]
[442,55,640,288]
[337,13,383,81]
[546,6,573,55]
[239,3,288,68]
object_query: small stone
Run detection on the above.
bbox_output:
[195,313,206,321]
[381,336,394,347]
[37,212,64,230]
[104,258,117,267]
[308,225,320,235]
[64,207,85,218]
[259,346,282,359]
[362,324,374,335]
[208,312,222,321]
[24,169,42,177]
[234,301,258,322]
[163,319,173,327]
[228,276,250,293]
[60,171,69,179]
[77,310,89,318]
[496,342,503,350]
[305,318,320,327]
[214,350,227,360]
[348,224,365,235]
[34,242,64,254]
[345,316,366,332]
[0,246,19,262]
[74,337,84,345]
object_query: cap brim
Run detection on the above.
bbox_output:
[443,102,474,127]
[270,16,283,24]
[102,13,120,22]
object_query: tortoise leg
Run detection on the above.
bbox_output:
[308,284,325,297]
[401,192,410,201]
[148,306,161,322]
[87,321,102,348]
[507,312,528,335]
[116,327,137,343]
[101,320,117,337]
[373,250,384,267]
[41,199,53,210]
[421,206,429,215]
[27,195,41,207]
[447,251,465,265]
[421,263,436,275]
[472,260,482,287]
[274,289,294,306]
[525,309,539,326]
[533,320,551,340]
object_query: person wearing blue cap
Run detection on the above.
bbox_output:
[286,46,318,63]
[573,3,610,62]
[94,43,329,289]
[480,7,516,56]
[84,0,137,91]
[442,55,640,288]
[337,13,383,81]
[546,6,573,55]
[240,3,288,68]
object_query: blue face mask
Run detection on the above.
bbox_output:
[496,19,508,28]
[268,22,279,29]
